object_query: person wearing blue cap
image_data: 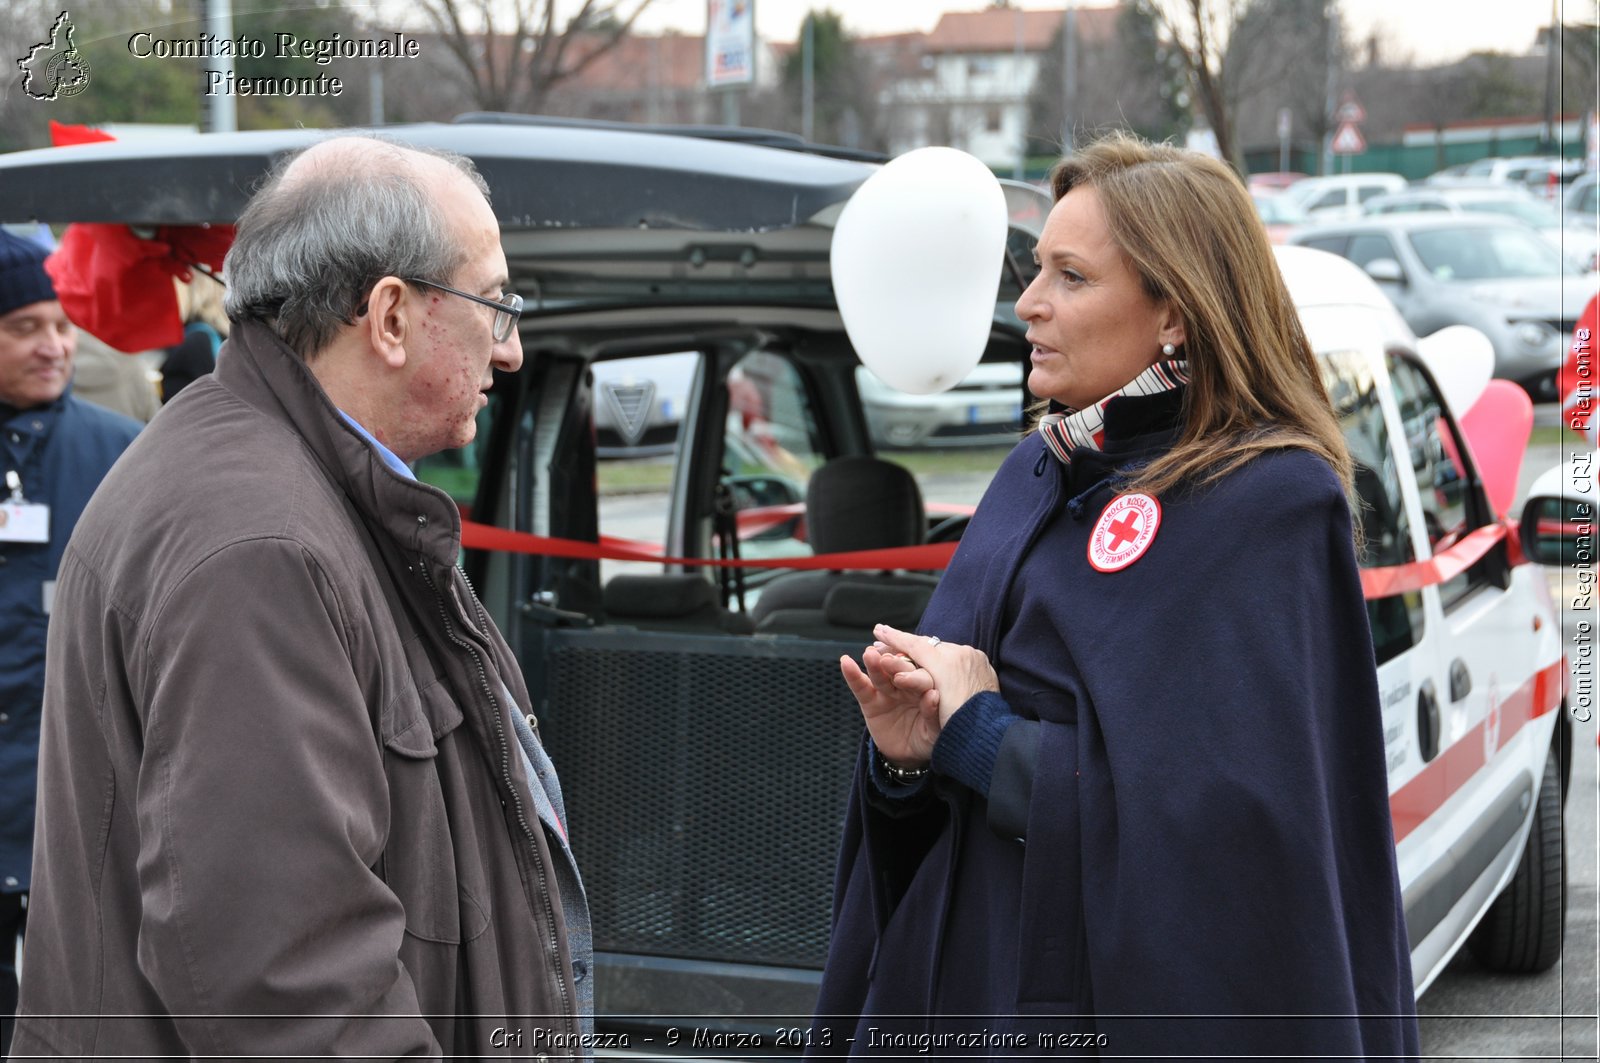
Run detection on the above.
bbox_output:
[0,228,140,1055]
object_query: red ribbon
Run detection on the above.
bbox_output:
[461,519,959,571]
[462,517,1516,596]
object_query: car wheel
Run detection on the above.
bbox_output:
[1467,743,1566,973]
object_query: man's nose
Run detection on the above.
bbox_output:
[492,334,524,374]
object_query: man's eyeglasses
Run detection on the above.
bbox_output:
[404,278,524,343]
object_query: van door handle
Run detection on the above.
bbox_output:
[1417,680,1441,762]
[1448,658,1472,703]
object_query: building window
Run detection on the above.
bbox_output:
[986,106,1003,132]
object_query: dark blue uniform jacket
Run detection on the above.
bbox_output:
[0,391,140,892]
[812,389,1419,1060]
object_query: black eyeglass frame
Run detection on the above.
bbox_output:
[401,278,524,343]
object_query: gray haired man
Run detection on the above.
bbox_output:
[13,137,592,1057]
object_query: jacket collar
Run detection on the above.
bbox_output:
[214,319,464,567]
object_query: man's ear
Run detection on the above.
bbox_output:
[364,276,410,370]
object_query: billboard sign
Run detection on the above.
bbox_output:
[706,0,754,88]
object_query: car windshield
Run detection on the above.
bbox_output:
[1458,198,1559,227]
[1254,194,1306,224]
[1406,225,1564,280]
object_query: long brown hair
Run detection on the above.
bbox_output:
[1047,132,1352,499]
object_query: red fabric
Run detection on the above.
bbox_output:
[48,120,115,147]
[1558,293,1600,444]
[42,120,234,352]
[45,224,233,352]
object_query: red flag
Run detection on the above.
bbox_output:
[48,120,116,147]
[44,224,233,352]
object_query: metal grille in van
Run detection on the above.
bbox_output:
[538,630,864,968]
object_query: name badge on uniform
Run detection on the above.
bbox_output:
[42,579,56,615]
[0,501,49,544]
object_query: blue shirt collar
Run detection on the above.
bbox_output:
[337,410,414,480]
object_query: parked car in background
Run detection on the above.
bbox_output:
[1247,170,1308,194]
[1364,187,1600,274]
[1428,155,1582,199]
[1283,172,1407,220]
[1289,214,1593,399]
[857,361,1024,448]
[1567,171,1598,226]
[1254,191,1310,243]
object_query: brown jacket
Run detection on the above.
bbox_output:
[13,321,581,1058]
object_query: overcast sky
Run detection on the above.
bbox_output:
[635,0,1570,65]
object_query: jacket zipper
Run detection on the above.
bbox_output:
[417,560,574,1034]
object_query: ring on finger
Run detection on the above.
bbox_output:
[927,636,940,646]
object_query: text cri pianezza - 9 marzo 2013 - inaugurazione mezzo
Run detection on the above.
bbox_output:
[126,30,421,97]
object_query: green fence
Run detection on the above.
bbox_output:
[1245,131,1584,180]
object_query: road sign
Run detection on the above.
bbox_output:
[1331,122,1366,155]
[1336,92,1366,124]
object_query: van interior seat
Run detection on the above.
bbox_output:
[603,573,754,634]
[752,455,938,639]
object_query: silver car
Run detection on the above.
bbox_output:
[1363,186,1599,274]
[1289,214,1593,399]
[856,361,1025,448]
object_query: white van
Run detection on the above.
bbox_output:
[1287,172,1409,220]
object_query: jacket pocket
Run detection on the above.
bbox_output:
[380,677,487,945]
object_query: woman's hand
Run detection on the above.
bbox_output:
[839,625,1001,768]
[840,642,942,768]
[873,624,1000,730]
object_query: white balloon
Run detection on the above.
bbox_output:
[1414,324,1495,417]
[830,147,1009,396]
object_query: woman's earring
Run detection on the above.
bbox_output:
[1161,343,1176,357]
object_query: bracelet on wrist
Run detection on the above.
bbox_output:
[876,751,930,784]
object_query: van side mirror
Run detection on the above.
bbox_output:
[1364,258,1406,285]
[1519,463,1598,566]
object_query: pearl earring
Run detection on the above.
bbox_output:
[1161,343,1176,357]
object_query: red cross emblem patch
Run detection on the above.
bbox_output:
[1088,493,1162,572]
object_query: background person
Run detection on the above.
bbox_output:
[0,229,140,1055]
[11,136,590,1057]
[812,133,1418,1057]
[159,271,229,403]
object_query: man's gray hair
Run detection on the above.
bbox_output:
[223,136,491,358]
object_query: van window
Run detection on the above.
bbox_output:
[594,351,701,583]
[1322,348,1424,664]
[1308,188,1347,211]
[1347,233,1400,272]
[1299,234,1349,256]
[721,350,825,576]
[1387,355,1488,610]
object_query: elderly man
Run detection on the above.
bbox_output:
[12,138,591,1057]
[0,230,140,1055]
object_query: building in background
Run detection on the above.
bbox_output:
[878,5,1117,169]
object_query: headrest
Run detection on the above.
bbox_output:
[805,456,924,555]
[823,581,934,630]
[603,573,717,618]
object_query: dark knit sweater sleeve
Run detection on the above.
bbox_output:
[930,691,1041,840]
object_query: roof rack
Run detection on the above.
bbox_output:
[453,112,888,164]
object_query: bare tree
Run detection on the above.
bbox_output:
[1149,0,1340,171]
[409,0,656,114]
[1027,0,1190,152]
[1149,0,1241,164]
